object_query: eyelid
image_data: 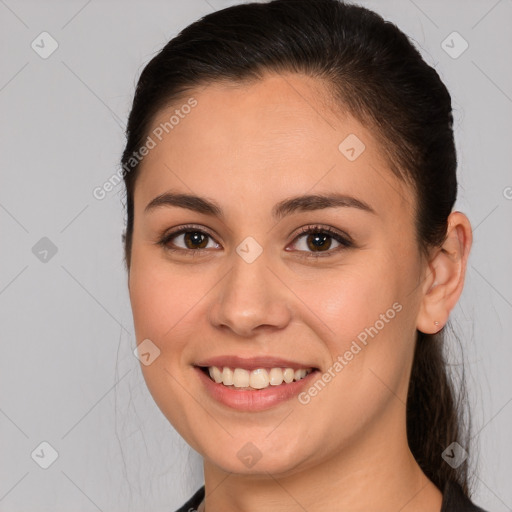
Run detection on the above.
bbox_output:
[157,224,220,251]
[160,223,218,241]
[291,224,354,246]
[157,223,354,257]
[286,224,354,258]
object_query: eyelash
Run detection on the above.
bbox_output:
[157,224,354,259]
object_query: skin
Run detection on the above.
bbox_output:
[127,72,472,512]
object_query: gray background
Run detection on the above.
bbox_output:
[0,0,511,510]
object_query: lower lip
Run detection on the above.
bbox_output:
[194,366,319,411]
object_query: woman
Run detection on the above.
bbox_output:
[121,0,488,510]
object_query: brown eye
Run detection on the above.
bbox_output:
[304,232,334,252]
[159,226,220,254]
[182,231,209,249]
[289,225,353,257]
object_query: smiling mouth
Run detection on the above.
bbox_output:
[198,365,318,390]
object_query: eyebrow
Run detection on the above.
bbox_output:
[144,191,376,219]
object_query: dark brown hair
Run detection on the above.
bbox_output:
[121,0,471,495]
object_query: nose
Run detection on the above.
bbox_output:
[208,250,293,337]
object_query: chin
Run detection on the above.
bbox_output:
[201,435,318,477]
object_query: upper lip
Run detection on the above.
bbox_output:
[195,355,318,371]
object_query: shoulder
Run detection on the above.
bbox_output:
[441,480,489,512]
[173,486,205,512]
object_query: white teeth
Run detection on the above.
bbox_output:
[233,368,250,388]
[222,367,234,385]
[269,367,284,386]
[283,368,294,383]
[209,366,223,383]
[294,369,307,381]
[249,368,269,389]
[205,366,313,390]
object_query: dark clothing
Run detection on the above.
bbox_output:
[175,485,204,512]
[441,480,488,512]
[174,480,488,511]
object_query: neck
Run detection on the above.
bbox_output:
[200,407,442,512]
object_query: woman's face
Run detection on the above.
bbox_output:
[128,72,428,476]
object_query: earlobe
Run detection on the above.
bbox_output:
[416,211,472,334]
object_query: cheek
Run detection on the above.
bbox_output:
[129,264,170,341]
[128,246,197,342]
[128,250,207,446]
[293,257,402,344]
[291,256,414,408]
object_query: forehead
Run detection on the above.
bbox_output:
[135,72,414,222]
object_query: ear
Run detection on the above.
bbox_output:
[416,211,473,334]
